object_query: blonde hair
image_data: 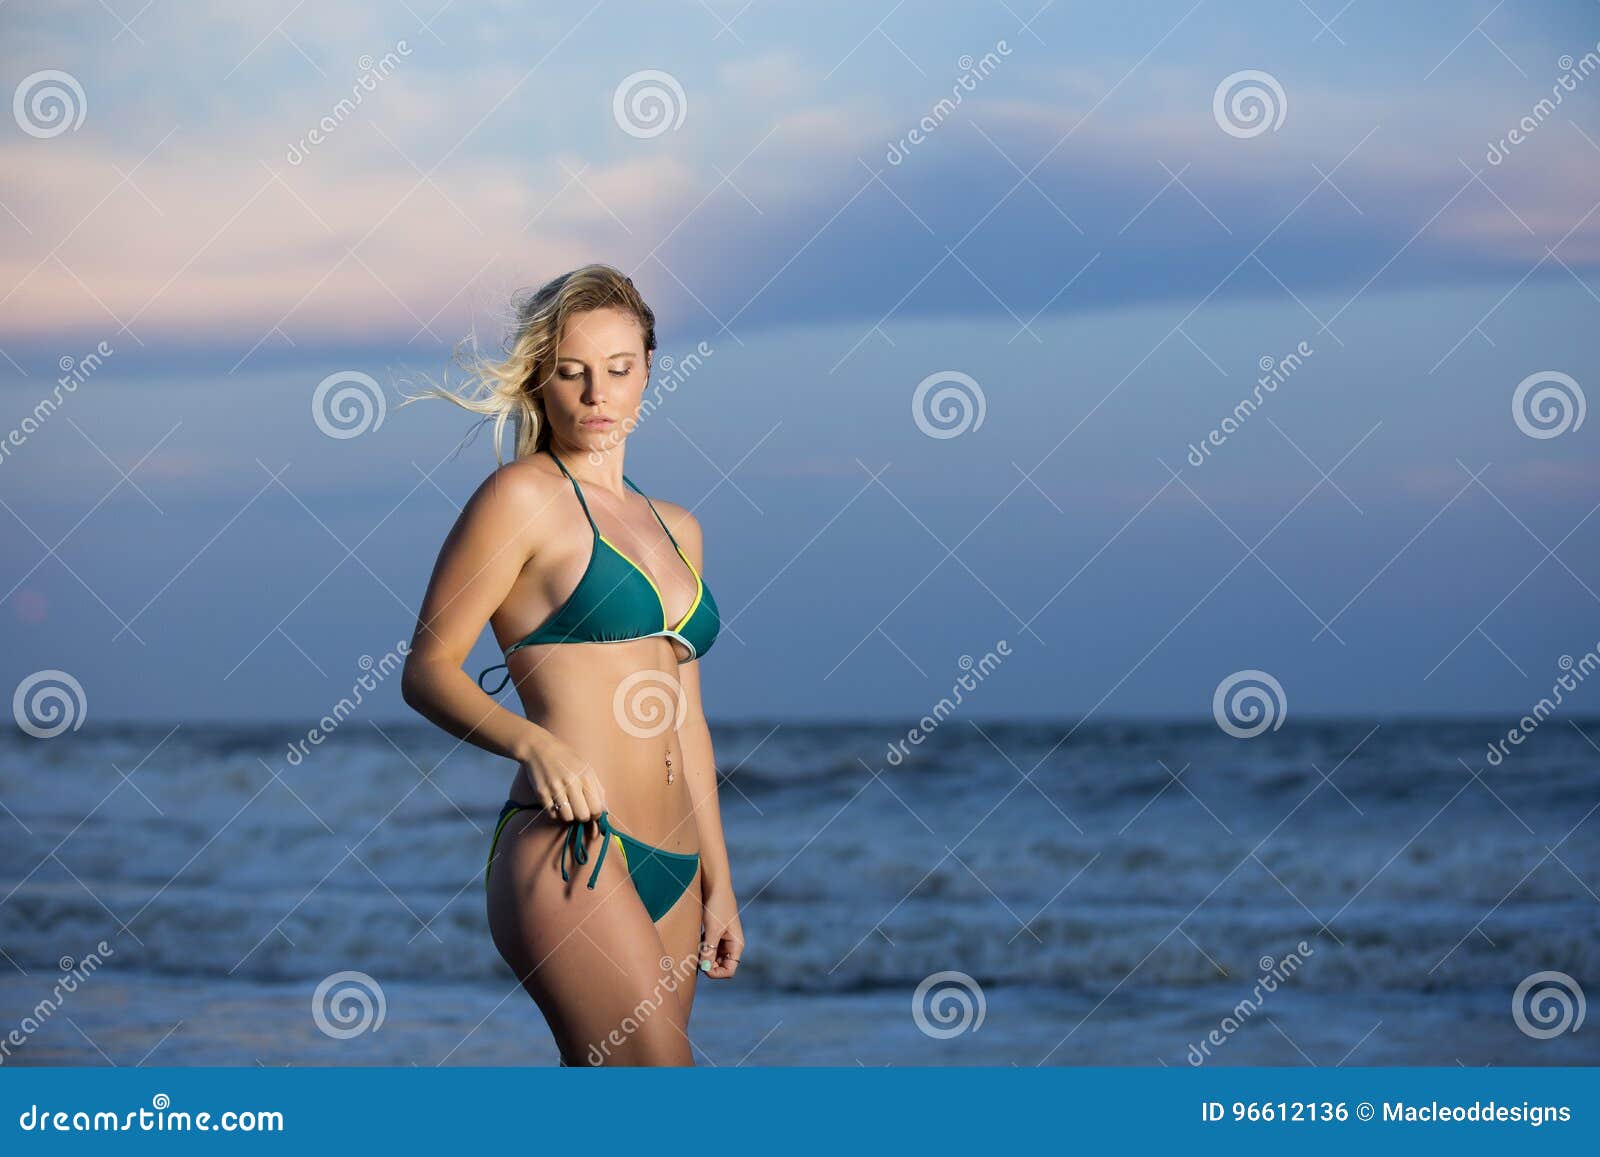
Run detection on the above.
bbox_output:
[401,263,657,463]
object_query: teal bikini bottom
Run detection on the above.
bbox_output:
[485,800,699,923]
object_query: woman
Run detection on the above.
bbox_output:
[399,264,744,1066]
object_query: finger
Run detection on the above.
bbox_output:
[563,776,590,822]
[717,931,741,977]
[701,930,739,979]
[581,773,606,819]
[698,935,719,977]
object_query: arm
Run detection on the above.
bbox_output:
[665,507,744,979]
[399,462,605,819]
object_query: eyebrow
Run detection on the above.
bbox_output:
[557,351,635,361]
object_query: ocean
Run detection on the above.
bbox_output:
[1,717,1595,1066]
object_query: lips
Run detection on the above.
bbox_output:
[581,418,615,427]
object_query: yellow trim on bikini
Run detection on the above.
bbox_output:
[596,533,705,633]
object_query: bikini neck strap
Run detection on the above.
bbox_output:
[544,448,597,534]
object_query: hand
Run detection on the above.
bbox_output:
[518,733,606,823]
[698,882,744,980]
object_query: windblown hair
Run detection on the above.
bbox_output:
[402,263,656,463]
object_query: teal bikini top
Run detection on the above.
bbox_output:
[477,449,720,693]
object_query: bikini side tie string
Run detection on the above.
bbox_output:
[561,811,615,891]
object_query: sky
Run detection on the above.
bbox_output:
[2,0,1598,724]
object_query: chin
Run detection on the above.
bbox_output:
[579,424,624,449]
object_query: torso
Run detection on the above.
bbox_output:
[491,454,700,856]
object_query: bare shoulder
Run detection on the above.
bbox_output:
[648,496,706,562]
[455,454,566,553]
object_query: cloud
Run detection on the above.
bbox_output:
[2,17,1595,365]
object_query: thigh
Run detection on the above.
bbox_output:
[652,857,704,1022]
[486,811,693,1066]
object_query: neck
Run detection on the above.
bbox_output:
[547,440,627,496]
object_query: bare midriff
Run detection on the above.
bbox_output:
[501,636,698,857]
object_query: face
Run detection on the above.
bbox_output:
[543,306,650,453]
